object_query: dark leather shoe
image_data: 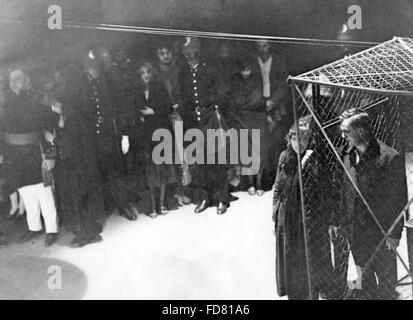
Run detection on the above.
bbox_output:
[119,207,138,221]
[195,200,209,214]
[18,231,40,244]
[217,202,228,215]
[45,233,59,247]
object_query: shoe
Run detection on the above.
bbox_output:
[256,189,265,196]
[45,233,59,247]
[119,207,137,221]
[174,195,184,207]
[147,211,158,219]
[18,231,40,244]
[71,236,84,246]
[182,196,192,205]
[217,202,228,215]
[247,187,256,196]
[76,234,103,248]
[159,206,169,216]
[195,200,208,214]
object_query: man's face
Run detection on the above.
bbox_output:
[340,119,363,149]
[183,49,200,67]
[99,50,112,68]
[86,66,100,80]
[9,70,30,95]
[256,41,271,56]
[157,48,173,65]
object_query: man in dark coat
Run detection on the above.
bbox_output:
[73,58,137,221]
[254,40,290,189]
[178,37,231,215]
[332,108,408,300]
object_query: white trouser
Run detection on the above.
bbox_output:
[18,183,59,234]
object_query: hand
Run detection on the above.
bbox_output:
[0,155,3,165]
[121,135,130,155]
[266,99,275,111]
[140,107,154,116]
[42,159,55,171]
[172,104,180,110]
[328,225,338,239]
[44,131,56,144]
[51,101,63,114]
[386,237,399,250]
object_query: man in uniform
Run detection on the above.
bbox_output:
[74,57,137,221]
[178,37,231,215]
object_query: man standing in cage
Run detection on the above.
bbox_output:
[331,108,408,300]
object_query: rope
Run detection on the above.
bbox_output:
[0,19,379,48]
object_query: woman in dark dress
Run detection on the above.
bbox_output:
[273,115,333,300]
[231,56,268,196]
[131,62,177,218]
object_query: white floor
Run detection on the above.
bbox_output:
[0,191,280,300]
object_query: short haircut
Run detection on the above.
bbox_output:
[339,108,371,133]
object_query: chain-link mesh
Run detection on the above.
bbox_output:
[290,73,412,300]
[295,37,413,95]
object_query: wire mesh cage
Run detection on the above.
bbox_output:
[288,37,413,300]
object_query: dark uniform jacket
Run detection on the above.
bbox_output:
[74,73,121,157]
[178,61,224,129]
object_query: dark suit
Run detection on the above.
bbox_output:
[335,139,408,299]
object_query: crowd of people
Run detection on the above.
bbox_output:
[0,34,408,300]
[0,37,292,248]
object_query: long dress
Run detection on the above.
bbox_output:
[129,81,178,213]
[230,74,268,176]
[273,149,334,300]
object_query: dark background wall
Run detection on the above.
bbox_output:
[0,0,412,75]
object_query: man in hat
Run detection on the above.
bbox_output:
[73,57,137,221]
[178,37,231,215]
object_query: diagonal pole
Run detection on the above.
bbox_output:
[291,83,313,300]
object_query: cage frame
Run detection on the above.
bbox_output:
[287,36,413,300]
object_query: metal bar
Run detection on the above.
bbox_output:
[322,97,389,130]
[288,78,413,97]
[360,199,413,285]
[291,83,313,300]
[294,84,412,277]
